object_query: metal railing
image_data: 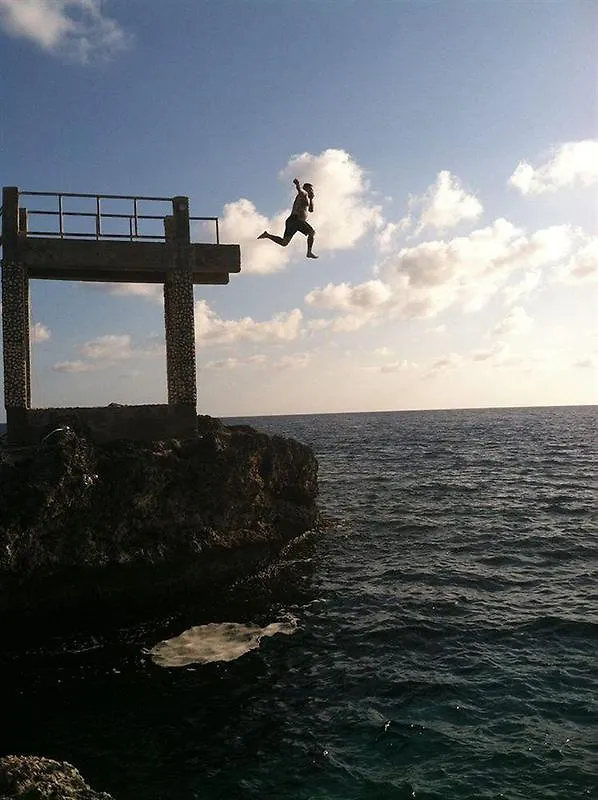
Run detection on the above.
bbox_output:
[18,191,220,244]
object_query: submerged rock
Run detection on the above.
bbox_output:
[0,415,319,619]
[0,755,114,799]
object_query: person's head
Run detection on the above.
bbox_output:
[303,182,314,197]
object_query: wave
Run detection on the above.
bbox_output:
[515,615,598,638]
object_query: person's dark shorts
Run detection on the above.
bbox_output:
[284,214,314,239]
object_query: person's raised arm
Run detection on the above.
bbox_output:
[293,177,306,196]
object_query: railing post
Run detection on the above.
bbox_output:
[163,196,197,411]
[2,187,31,441]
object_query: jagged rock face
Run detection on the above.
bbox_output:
[0,755,114,799]
[0,416,319,617]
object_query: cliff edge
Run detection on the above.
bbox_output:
[0,415,319,619]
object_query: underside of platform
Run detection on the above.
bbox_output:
[6,404,198,445]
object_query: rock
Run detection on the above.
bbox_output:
[0,755,114,799]
[0,415,319,619]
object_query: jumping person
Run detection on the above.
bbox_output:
[258,178,318,258]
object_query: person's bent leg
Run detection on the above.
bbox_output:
[306,233,318,258]
[258,232,291,246]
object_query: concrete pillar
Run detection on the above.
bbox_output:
[163,196,197,406]
[1,187,30,412]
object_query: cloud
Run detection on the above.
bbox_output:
[416,171,483,233]
[280,149,384,250]
[304,280,392,335]
[308,315,374,334]
[379,359,419,373]
[273,353,310,370]
[382,220,576,316]
[303,219,581,334]
[491,306,533,338]
[30,322,51,343]
[204,354,268,370]
[428,353,463,372]
[79,334,132,360]
[472,340,511,363]
[555,236,598,284]
[51,333,164,374]
[195,300,303,345]
[52,359,97,373]
[375,171,482,252]
[204,357,241,371]
[305,279,392,313]
[222,149,384,274]
[573,356,598,369]
[86,282,163,300]
[203,352,309,370]
[502,270,541,306]
[376,221,404,254]
[509,140,598,194]
[220,198,291,275]
[0,0,130,62]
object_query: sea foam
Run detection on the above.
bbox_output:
[148,617,298,667]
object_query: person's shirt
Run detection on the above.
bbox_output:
[291,190,309,220]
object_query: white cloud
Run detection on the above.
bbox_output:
[502,270,541,306]
[203,351,309,370]
[0,0,129,62]
[221,149,384,274]
[380,220,576,317]
[379,359,418,373]
[555,236,598,284]
[472,340,512,364]
[273,353,311,370]
[428,353,463,372]
[509,140,598,195]
[30,322,51,343]
[280,149,384,251]
[374,346,393,357]
[204,353,269,370]
[416,171,483,233]
[491,306,533,338]
[573,356,598,369]
[204,357,240,371]
[79,334,132,360]
[52,359,97,373]
[220,199,290,275]
[426,324,447,335]
[305,280,392,312]
[303,219,581,334]
[246,353,267,366]
[195,300,303,345]
[376,221,402,254]
[86,282,163,300]
[304,280,392,335]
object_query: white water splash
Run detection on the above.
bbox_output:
[148,617,298,667]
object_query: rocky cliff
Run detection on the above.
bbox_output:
[0,755,114,799]
[0,415,319,620]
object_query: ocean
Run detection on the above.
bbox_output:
[2,406,597,799]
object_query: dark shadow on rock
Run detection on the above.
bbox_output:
[0,416,321,630]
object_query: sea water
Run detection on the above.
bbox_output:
[2,406,597,799]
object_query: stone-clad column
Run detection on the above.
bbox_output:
[163,196,197,406]
[1,187,30,412]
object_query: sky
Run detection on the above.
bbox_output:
[0,0,596,418]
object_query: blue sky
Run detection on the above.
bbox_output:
[0,0,596,417]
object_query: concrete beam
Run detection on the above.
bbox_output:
[8,404,198,445]
[20,238,241,283]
